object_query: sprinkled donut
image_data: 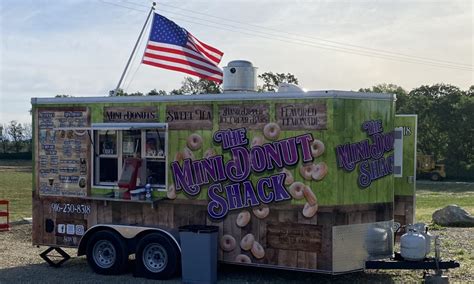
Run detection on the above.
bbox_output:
[311,139,325,158]
[251,135,264,147]
[251,241,265,259]
[263,123,281,141]
[299,163,315,180]
[280,168,294,185]
[236,211,251,227]
[240,233,255,251]
[187,133,203,151]
[302,202,318,218]
[167,184,177,200]
[311,162,328,181]
[235,254,252,263]
[220,234,237,252]
[303,186,317,206]
[252,205,270,219]
[289,182,305,200]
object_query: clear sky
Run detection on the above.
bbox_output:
[1,0,472,124]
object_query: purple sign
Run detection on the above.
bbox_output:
[171,128,314,219]
[336,120,395,188]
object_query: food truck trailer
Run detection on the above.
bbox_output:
[31,61,457,280]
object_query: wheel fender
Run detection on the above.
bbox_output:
[78,224,180,256]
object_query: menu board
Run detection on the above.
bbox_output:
[37,108,90,197]
[218,104,269,129]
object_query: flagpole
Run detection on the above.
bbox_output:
[112,2,156,96]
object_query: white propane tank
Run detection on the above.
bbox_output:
[400,225,427,261]
[365,227,389,257]
[414,223,432,255]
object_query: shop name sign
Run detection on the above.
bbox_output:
[104,107,157,122]
[171,128,315,219]
[336,120,395,188]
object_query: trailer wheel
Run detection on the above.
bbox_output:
[86,230,128,275]
[430,173,441,181]
[135,233,180,280]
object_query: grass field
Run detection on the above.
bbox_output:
[1,159,473,222]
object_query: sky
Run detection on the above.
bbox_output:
[0,0,473,124]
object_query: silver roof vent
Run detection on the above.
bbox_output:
[223,60,257,92]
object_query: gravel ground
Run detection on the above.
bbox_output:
[0,223,472,283]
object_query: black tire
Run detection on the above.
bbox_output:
[430,173,440,181]
[86,230,128,275]
[135,233,180,280]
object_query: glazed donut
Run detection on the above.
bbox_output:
[240,233,255,251]
[187,133,203,151]
[311,162,328,181]
[311,139,325,158]
[204,148,217,159]
[251,241,265,259]
[263,123,281,141]
[280,168,294,185]
[302,202,318,218]
[251,135,264,147]
[220,234,237,252]
[167,184,177,200]
[252,205,270,219]
[236,211,251,227]
[289,182,305,200]
[235,254,252,263]
[303,186,317,206]
[299,163,315,180]
[183,147,195,160]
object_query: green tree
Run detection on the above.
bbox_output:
[7,120,25,153]
[147,89,168,96]
[359,83,408,113]
[170,77,222,95]
[257,72,299,92]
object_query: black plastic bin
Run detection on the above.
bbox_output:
[179,225,219,284]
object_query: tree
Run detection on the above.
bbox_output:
[23,123,33,152]
[358,83,408,112]
[147,89,168,96]
[0,125,7,153]
[257,72,299,92]
[169,77,222,95]
[6,120,25,153]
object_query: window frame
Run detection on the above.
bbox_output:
[91,123,168,191]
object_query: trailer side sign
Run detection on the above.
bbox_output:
[171,128,315,219]
[336,119,395,188]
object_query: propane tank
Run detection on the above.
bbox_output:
[414,223,432,255]
[400,225,427,261]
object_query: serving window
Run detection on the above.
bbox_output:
[92,123,167,190]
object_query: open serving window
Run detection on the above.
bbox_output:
[92,123,168,191]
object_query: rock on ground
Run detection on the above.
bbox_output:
[432,205,474,227]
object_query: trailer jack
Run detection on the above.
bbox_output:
[40,247,71,268]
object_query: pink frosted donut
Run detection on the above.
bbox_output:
[251,241,265,259]
[303,186,317,206]
[187,133,203,151]
[236,211,251,227]
[167,184,177,200]
[235,254,252,263]
[311,139,325,158]
[280,168,294,185]
[240,233,255,251]
[289,182,305,200]
[204,148,217,159]
[251,135,264,147]
[312,162,328,181]
[300,163,315,180]
[302,202,318,218]
[263,123,281,141]
[220,234,237,252]
[252,205,270,219]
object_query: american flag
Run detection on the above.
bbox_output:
[142,13,224,83]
